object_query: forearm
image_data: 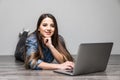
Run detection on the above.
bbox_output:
[38,61,60,70]
[43,37,66,63]
[38,61,74,70]
[48,45,65,63]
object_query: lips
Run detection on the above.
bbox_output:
[45,32,51,35]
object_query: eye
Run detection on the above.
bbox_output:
[50,24,55,28]
[42,23,47,27]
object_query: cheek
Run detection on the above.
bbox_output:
[52,28,55,32]
[52,29,55,35]
[38,26,44,32]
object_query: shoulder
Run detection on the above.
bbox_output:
[59,34,65,41]
[59,35,64,39]
[58,34,65,45]
[26,32,37,43]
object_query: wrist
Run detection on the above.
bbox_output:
[48,44,54,49]
[55,64,61,69]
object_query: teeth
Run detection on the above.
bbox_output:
[46,32,51,33]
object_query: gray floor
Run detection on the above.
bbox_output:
[0,55,120,80]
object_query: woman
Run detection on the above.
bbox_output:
[25,13,74,70]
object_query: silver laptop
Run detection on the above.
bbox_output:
[53,42,113,76]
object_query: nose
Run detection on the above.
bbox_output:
[46,26,51,30]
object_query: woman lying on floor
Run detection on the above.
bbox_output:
[15,13,74,70]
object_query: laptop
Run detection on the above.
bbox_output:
[53,42,113,76]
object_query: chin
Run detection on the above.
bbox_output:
[44,35,52,38]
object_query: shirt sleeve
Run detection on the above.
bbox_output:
[25,34,43,70]
[25,35,38,57]
[29,59,43,70]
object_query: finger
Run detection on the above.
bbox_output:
[46,39,48,43]
[66,66,73,70]
[43,38,49,43]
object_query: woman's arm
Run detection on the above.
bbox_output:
[27,54,74,70]
[43,37,66,63]
[43,35,73,63]
[38,61,74,70]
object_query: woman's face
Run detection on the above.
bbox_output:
[38,17,55,38]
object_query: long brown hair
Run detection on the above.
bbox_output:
[25,13,73,69]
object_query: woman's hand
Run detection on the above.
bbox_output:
[43,37,53,48]
[58,61,74,70]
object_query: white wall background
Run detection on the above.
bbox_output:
[0,0,120,55]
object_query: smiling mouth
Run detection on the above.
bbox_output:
[45,32,51,35]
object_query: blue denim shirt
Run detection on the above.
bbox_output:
[26,33,54,70]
